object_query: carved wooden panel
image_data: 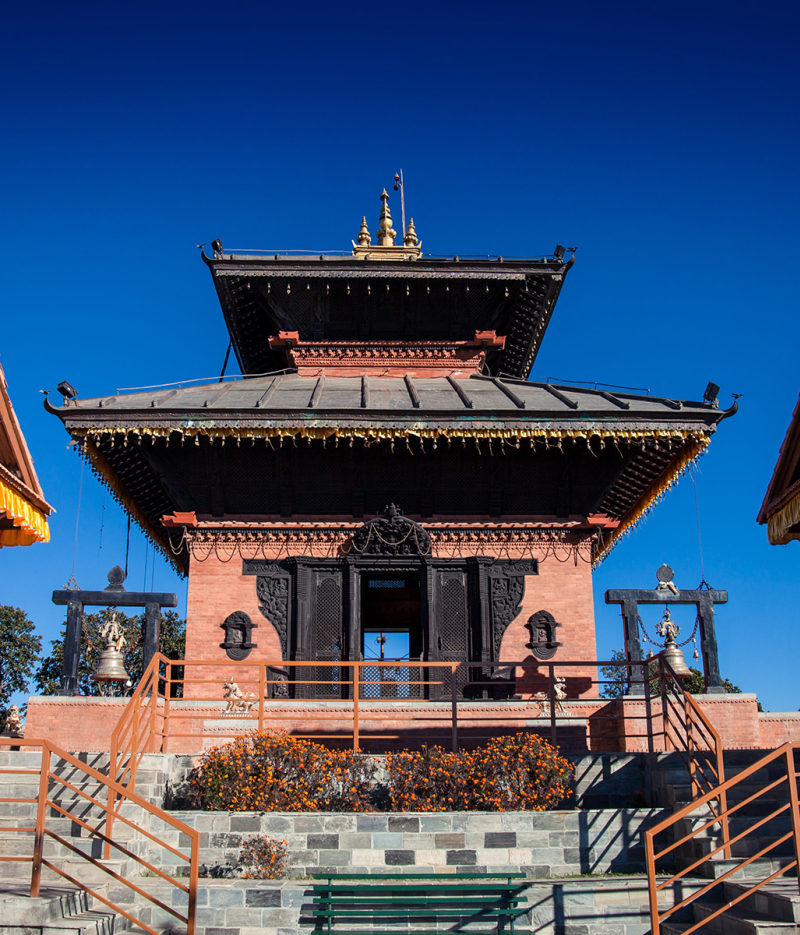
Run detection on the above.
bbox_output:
[310,571,343,699]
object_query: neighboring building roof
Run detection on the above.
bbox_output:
[0,362,53,547]
[758,393,800,545]
[46,374,733,572]
[204,252,573,380]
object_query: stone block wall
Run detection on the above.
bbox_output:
[152,807,665,879]
[129,874,704,935]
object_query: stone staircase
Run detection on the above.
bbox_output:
[0,749,186,934]
[2,746,800,934]
[654,748,800,934]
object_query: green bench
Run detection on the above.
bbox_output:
[311,872,528,934]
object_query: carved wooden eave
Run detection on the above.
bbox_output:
[45,375,734,572]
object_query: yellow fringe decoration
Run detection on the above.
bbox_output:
[0,475,50,547]
[74,424,702,445]
[767,493,800,545]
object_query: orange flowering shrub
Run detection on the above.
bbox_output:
[239,835,291,878]
[387,733,573,811]
[189,730,572,812]
[189,731,377,811]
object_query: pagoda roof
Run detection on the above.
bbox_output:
[1,361,53,547]
[47,374,733,573]
[54,373,723,433]
[204,252,573,380]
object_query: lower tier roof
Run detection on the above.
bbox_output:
[46,375,734,573]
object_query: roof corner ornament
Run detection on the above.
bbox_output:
[377,188,397,247]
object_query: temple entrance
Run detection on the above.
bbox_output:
[360,573,422,698]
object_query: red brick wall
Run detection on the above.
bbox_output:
[499,551,598,699]
[24,697,128,750]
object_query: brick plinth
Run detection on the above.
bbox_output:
[23,691,800,757]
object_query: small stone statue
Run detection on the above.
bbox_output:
[4,705,23,736]
[223,679,256,714]
[532,676,567,715]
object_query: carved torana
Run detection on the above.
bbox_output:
[351,504,432,556]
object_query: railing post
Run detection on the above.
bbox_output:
[687,705,698,801]
[30,744,50,898]
[163,659,172,755]
[645,829,660,935]
[149,664,157,752]
[259,663,265,734]
[187,831,200,935]
[353,663,360,753]
[785,745,800,895]
[644,662,654,754]
[659,658,670,751]
[549,664,556,746]
[451,663,459,753]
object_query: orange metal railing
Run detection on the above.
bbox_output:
[0,736,199,935]
[645,741,800,935]
[109,652,684,792]
[657,655,729,840]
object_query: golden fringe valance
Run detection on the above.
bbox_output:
[767,493,800,546]
[0,475,50,547]
[72,424,703,447]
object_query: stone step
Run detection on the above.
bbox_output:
[704,857,797,881]
[0,881,122,935]
[691,898,798,934]
[725,878,800,924]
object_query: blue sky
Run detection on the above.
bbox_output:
[1,1,798,710]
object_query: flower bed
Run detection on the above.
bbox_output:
[189,730,573,812]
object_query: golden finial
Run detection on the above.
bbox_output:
[356,216,371,246]
[377,188,396,247]
[403,218,419,247]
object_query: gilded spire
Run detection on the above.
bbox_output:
[377,188,396,247]
[356,216,371,246]
[403,218,419,247]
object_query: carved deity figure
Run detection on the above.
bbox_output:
[99,612,127,652]
[4,704,23,736]
[223,679,256,714]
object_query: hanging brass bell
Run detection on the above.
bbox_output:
[92,645,130,683]
[657,609,692,679]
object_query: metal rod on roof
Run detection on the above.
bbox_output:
[394,170,406,240]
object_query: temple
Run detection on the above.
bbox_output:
[44,190,735,707]
[0,360,52,548]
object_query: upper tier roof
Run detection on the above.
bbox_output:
[205,252,573,380]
